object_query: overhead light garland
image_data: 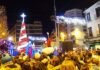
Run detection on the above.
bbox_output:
[56,16,86,25]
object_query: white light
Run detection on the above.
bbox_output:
[28,36,47,41]
[21,13,26,18]
[56,16,86,25]
[32,43,35,49]
[21,13,26,23]
[8,36,13,41]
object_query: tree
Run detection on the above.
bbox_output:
[0,6,8,39]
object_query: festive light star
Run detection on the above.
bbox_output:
[21,13,26,18]
[21,13,26,23]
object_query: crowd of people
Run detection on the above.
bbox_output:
[0,49,100,70]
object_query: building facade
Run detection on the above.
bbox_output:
[64,9,83,18]
[84,1,100,49]
[57,9,86,47]
[16,21,43,41]
[10,20,46,48]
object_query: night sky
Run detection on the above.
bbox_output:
[0,0,99,35]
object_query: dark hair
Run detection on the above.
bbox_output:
[32,62,47,70]
[22,62,31,70]
[88,52,92,58]
[80,64,89,70]
[96,50,100,55]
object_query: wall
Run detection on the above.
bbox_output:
[84,1,100,37]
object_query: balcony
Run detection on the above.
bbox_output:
[85,35,100,42]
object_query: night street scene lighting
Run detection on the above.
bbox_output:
[0,0,99,70]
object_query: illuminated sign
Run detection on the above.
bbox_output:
[28,36,47,41]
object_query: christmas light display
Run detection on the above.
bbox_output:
[56,16,86,25]
[0,38,14,55]
[17,13,28,51]
[28,36,47,41]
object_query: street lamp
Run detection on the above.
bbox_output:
[54,0,60,47]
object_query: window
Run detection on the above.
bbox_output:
[98,24,100,34]
[16,26,21,29]
[86,13,91,21]
[35,42,43,45]
[83,26,87,32]
[96,7,100,17]
[33,26,42,29]
[16,30,20,33]
[27,30,35,33]
[88,27,93,37]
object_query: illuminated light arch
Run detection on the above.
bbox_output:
[56,16,86,25]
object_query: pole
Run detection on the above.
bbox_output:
[54,0,59,47]
[67,23,71,40]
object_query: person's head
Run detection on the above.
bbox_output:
[18,59,24,67]
[32,62,47,70]
[92,58,99,66]
[60,60,76,70]
[26,55,30,61]
[22,53,25,56]
[41,58,48,66]
[88,52,92,58]
[22,62,31,70]
[80,64,89,70]
[40,54,47,60]
[34,53,41,60]
[12,58,17,64]
[96,50,100,55]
